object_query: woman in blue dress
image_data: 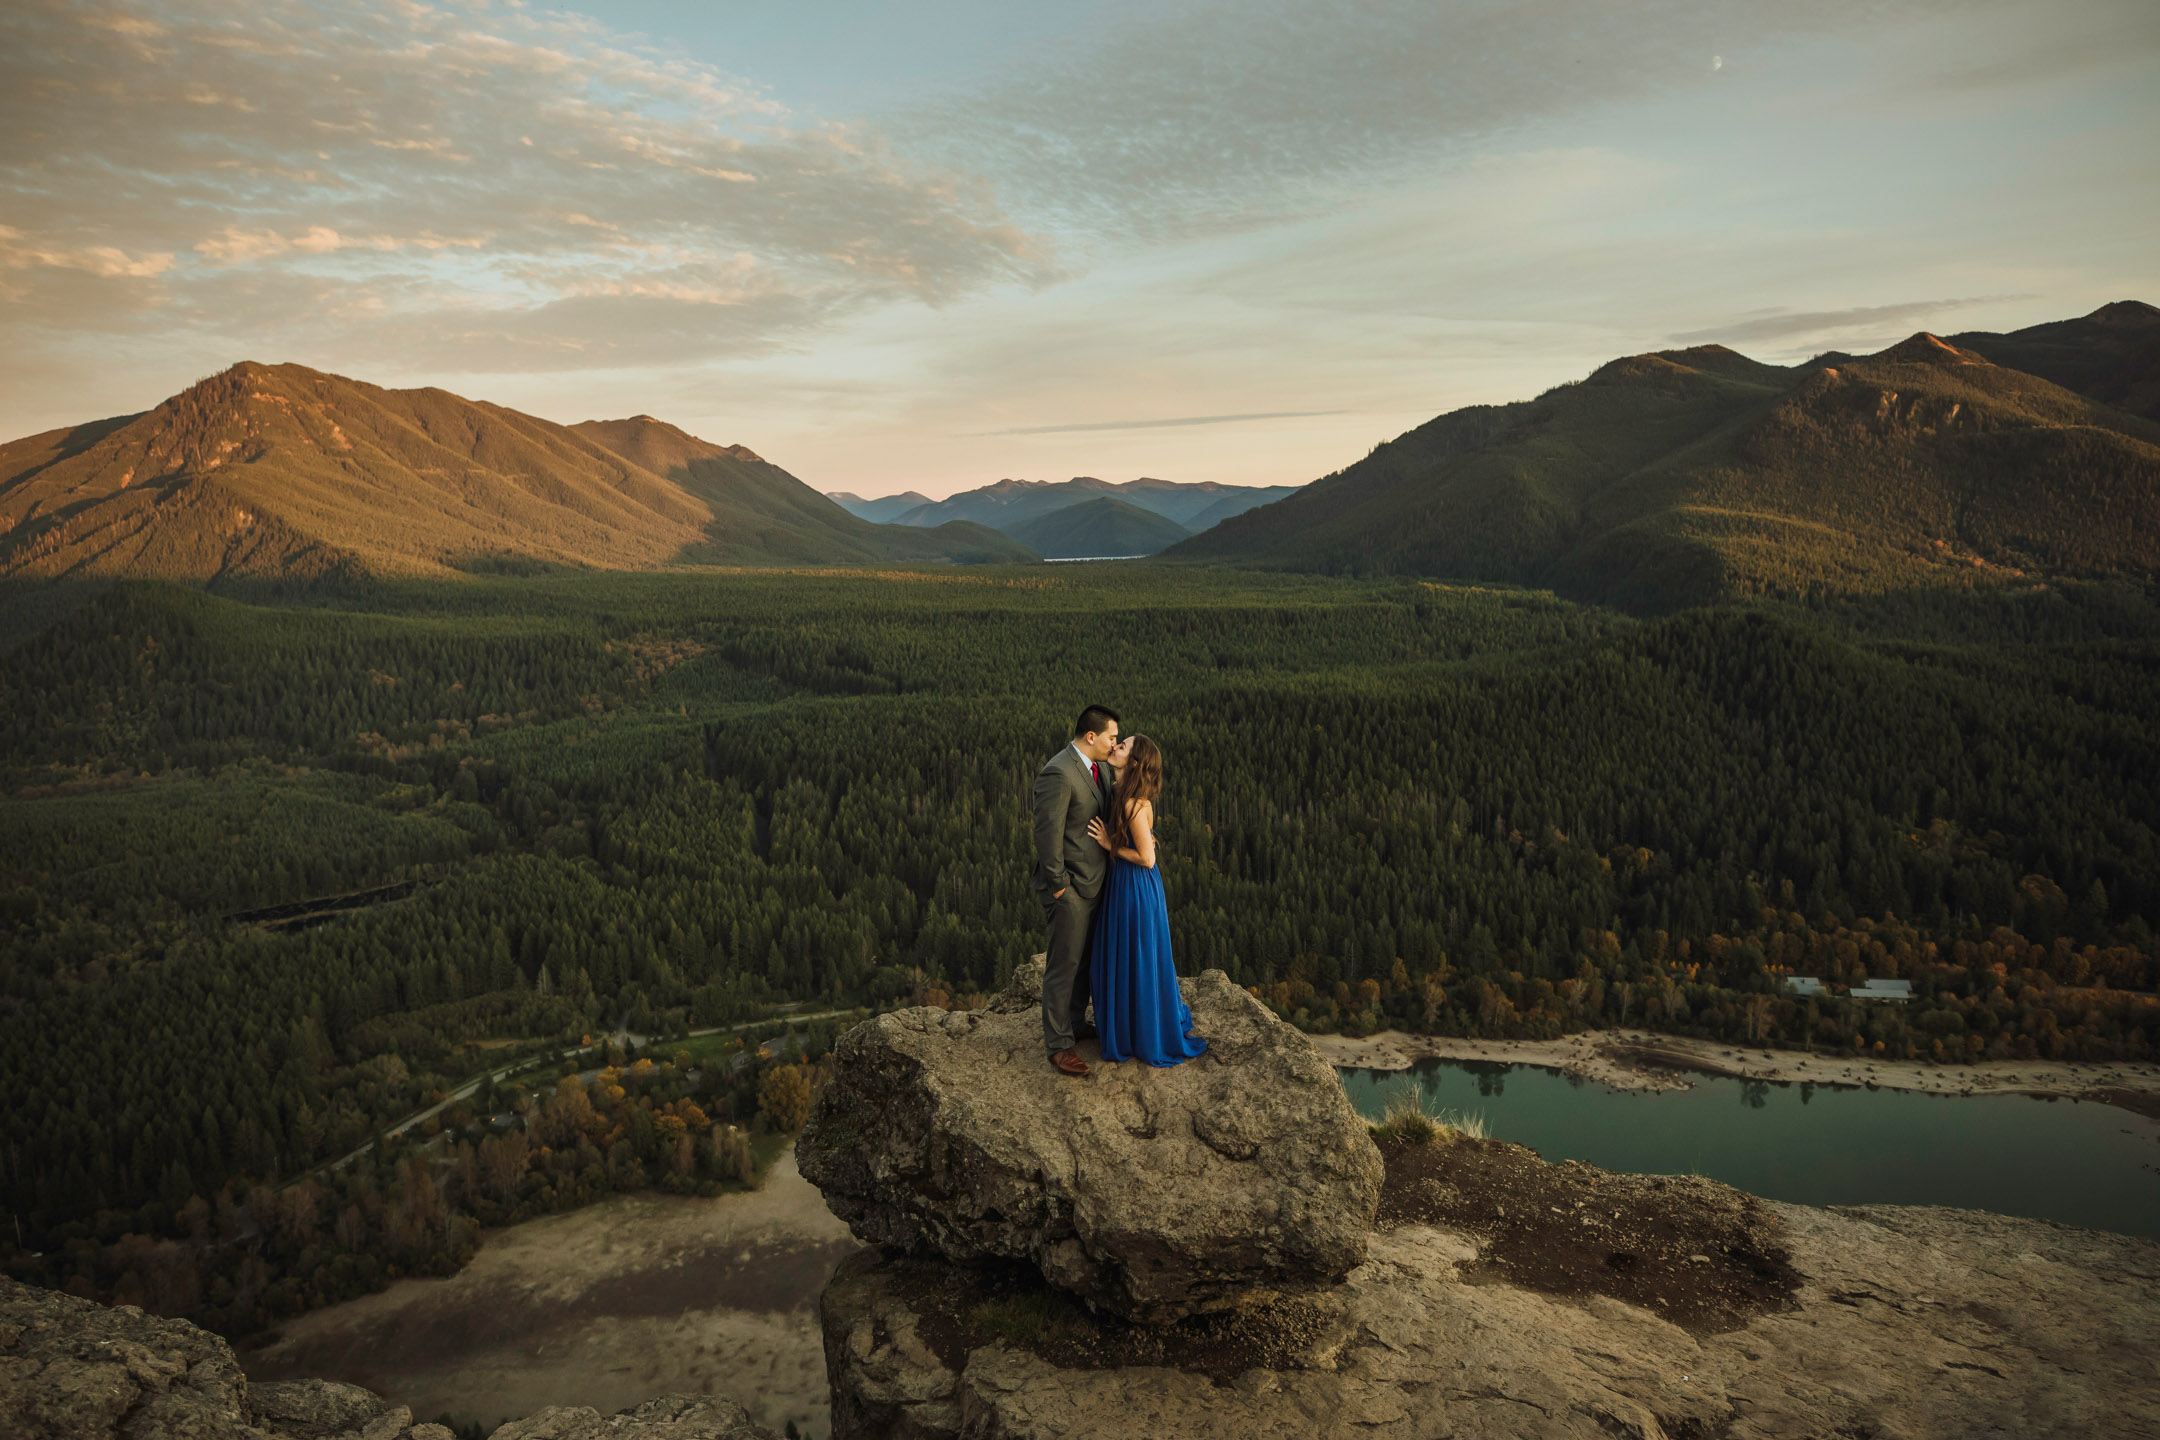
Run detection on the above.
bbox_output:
[1084,735,1208,1067]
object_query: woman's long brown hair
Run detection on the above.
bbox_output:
[1107,735,1162,849]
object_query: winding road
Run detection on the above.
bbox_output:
[305,1007,862,1181]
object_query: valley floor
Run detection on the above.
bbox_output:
[1308,1027,2160,1117]
[240,1144,860,1440]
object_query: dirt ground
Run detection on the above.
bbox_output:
[1372,1133,1801,1333]
[1309,1026,2160,1115]
[241,1145,860,1440]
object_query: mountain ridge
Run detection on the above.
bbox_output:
[1950,299,2160,420]
[1171,307,2160,610]
[0,363,1030,581]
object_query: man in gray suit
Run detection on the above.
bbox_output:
[1031,704,1121,1077]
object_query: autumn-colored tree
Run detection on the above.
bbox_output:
[533,1076,598,1147]
[478,1131,529,1200]
[757,1063,811,1132]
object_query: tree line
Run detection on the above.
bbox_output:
[1,567,2155,1333]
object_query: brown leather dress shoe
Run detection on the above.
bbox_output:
[1051,1047,1091,1077]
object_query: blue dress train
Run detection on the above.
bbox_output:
[1089,856,1209,1066]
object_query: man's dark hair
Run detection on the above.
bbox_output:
[1073,705,1121,739]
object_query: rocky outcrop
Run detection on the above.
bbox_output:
[2,1274,277,1440]
[818,1137,2160,1440]
[0,1277,778,1440]
[488,1396,774,1440]
[795,958,1382,1324]
[251,1381,435,1440]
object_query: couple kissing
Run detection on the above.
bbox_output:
[1029,705,1209,1079]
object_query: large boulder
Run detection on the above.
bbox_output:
[795,958,1383,1324]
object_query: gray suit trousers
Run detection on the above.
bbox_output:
[1042,887,1096,1054]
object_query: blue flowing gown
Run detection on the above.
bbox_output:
[1089,856,1209,1066]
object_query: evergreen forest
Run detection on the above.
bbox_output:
[2,565,2157,1337]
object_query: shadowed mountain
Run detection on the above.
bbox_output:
[894,476,1301,532]
[1172,323,2160,610]
[827,490,933,523]
[1183,485,1305,532]
[567,417,1029,566]
[1003,496,1192,559]
[1950,301,2160,421]
[0,364,1028,582]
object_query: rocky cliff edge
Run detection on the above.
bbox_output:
[799,960,2160,1439]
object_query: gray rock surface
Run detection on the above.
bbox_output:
[488,1396,777,1440]
[0,1277,776,1440]
[249,1381,394,1439]
[1,1275,275,1440]
[818,1173,2160,1440]
[796,958,1382,1324]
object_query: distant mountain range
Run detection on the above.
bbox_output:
[1004,496,1196,560]
[825,490,932,524]
[1172,301,2160,610]
[9,302,2152,599]
[827,476,1302,556]
[0,364,1030,581]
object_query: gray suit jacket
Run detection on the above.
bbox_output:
[1031,745,1113,903]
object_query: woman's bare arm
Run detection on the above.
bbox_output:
[1087,801,1157,868]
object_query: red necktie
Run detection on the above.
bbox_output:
[1091,761,1102,790]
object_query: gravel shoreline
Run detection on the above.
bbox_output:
[1308,1026,2160,1117]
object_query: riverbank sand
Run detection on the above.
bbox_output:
[1309,1026,2160,1118]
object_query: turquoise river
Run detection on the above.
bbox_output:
[1339,1060,2160,1240]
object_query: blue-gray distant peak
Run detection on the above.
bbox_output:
[827,490,933,524]
[896,476,1304,533]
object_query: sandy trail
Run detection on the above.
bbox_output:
[242,1145,860,1440]
[1309,1026,2160,1116]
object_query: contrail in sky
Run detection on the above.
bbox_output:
[987,409,1348,436]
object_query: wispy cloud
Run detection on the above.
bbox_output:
[0,0,1056,370]
[1927,5,2160,92]
[986,409,1348,436]
[1670,296,2028,347]
[904,0,1969,237]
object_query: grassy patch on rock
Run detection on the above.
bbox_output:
[1368,1078,1486,1147]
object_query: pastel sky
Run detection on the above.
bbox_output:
[4,0,2156,499]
